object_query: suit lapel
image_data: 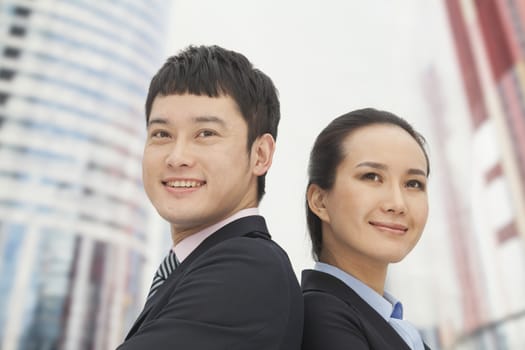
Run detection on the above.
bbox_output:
[126,215,269,339]
[302,269,412,350]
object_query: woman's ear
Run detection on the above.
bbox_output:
[251,133,275,176]
[307,184,330,223]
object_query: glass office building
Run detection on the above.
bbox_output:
[0,1,169,349]
[436,0,525,348]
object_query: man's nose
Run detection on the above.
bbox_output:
[165,140,195,168]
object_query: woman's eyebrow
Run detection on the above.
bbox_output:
[407,168,427,177]
[355,161,387,170]
[356,162,427,177]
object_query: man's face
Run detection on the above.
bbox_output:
[143,93,268,238]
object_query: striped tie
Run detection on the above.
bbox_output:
[147,250,179,300]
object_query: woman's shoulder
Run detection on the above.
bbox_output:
[302,289,370,350]
[304,288,358,317]
[302,269,375,326]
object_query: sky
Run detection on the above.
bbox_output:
[161,1,471,313]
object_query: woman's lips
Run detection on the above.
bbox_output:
[369,221,408,234]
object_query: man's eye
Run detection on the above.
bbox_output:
[198,130,217,137]
[151,130,170,138]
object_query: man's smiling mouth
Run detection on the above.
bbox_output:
[163,180,206,188]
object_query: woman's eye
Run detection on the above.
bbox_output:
[361,173,381,182]
[406,179,426,190]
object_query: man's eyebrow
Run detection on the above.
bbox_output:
[147,116,226,127]
[356,161,427,177]
[147,118,168,127]
[193,115,226,126]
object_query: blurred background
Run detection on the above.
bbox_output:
[1,0,524,349]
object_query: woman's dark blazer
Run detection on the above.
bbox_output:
[301,269,431,350]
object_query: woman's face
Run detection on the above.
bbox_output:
[314,124,429,267]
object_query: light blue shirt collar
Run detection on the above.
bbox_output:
[314,262,425,350]
[314,262,403,321]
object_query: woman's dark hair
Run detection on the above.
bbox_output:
[306,108,430,260]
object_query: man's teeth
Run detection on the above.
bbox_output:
[166,180,203,188]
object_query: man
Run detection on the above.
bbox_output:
[118,45,303,349]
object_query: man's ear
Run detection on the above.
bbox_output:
[251,133,275,176]
[307,184,330,223]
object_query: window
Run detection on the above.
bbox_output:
[0,93,9,105]
[13,6,31,18]
[3,47,21,59]
[0,69,16,80]
[9,25,26,37]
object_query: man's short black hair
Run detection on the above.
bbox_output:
[145,45,280,202]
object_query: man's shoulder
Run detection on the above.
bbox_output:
[180,215,297,282]
[207,214,289,261]
[179,226,299,298]
[213,230,291,268]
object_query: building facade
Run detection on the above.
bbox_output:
[0,1,169,349]
[434,0,525,348]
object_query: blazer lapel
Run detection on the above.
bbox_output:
[125,215,270,340]
[149,215,270,306]
[125,281,160,340]
[302,270,412,350]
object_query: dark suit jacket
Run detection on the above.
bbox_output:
[118,215,303,350]
[301,269,430,350]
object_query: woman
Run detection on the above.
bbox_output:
[302,108,431,350]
